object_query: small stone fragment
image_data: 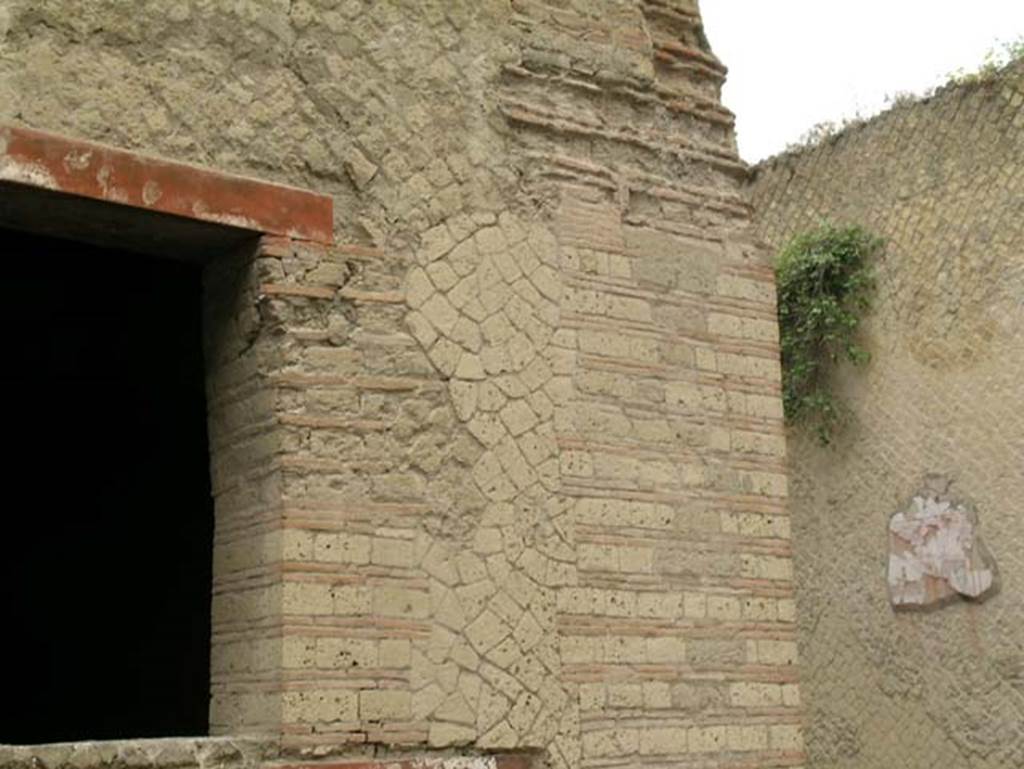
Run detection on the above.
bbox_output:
[343,146,378,189]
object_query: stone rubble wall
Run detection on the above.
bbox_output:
[0,739,529,769]
[749,62,1024,769]
[0,737,274,769]
[0,2,801,767]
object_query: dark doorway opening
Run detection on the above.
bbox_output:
[0,227,213,743]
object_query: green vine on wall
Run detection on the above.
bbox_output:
[775,222,882,445]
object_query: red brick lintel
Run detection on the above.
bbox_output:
[0,124,333,245]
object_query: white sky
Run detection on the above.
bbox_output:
[700,1,1024,163]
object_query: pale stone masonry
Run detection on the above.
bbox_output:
[0,1,802,768]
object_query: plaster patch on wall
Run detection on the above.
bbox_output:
[888,477,996,607]
[0,157,59,190]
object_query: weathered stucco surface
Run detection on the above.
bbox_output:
[751,62,1024,769]
[1,2,801,768]
[0,739,531,769]
[0,737,275,769]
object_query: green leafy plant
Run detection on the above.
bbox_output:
[946,36,1024,87]
[775,222,882,445]
[783,114,866,154]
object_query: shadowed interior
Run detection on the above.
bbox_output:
[0,227,213,744]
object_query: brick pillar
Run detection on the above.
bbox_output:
[204,236,448,749]
[195,2,805,765]
[204,239,289,735]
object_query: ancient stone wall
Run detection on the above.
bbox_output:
[750,62,1024,769]
[1,2,801,767]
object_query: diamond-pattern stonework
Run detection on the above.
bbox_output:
[751,61,1024,769]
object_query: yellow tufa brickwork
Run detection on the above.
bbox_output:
[750,61,1024,769]
[1,1,802,767]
